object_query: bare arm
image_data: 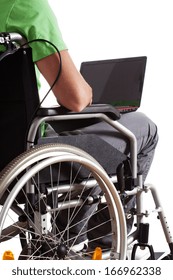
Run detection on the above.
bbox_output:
[36,50,93,112]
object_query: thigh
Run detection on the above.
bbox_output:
[79,111,158,155]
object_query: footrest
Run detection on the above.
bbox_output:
[131,243,155,260]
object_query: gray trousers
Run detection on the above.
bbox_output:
[79,111,158,182]
[53,111,158,247]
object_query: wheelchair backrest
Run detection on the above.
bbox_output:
[0,33,40,171]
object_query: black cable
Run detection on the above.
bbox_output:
[0,37,62,112]
[20,38,62,110]
[19,38,62,145]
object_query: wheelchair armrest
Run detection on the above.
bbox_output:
[37,104,121,120]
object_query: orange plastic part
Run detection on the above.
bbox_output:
[2,250,15,260]
[92,247,102,260]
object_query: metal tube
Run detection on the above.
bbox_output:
[148,184,173,244]
[9,32,27,46]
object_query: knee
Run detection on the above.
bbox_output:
[136,112,158,142]
[136,112,159,155]
[120,111,159,145]
[146,115,159,148]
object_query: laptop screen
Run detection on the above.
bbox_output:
[80,56,147,109]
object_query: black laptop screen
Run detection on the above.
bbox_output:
[80,56,147,107]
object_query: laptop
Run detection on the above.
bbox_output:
[80,56,147,113]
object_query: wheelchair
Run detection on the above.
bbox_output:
[0,32,173,260]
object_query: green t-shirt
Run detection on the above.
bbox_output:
[0,0,67,61]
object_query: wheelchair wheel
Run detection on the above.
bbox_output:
[0,144,127,260]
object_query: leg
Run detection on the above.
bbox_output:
[79,111,158,248]
[79,111,158,182]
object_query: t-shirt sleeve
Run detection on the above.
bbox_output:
[6,0,67,62]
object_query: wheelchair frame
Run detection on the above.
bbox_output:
[27,105,173,260]
[0,32,173,260]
